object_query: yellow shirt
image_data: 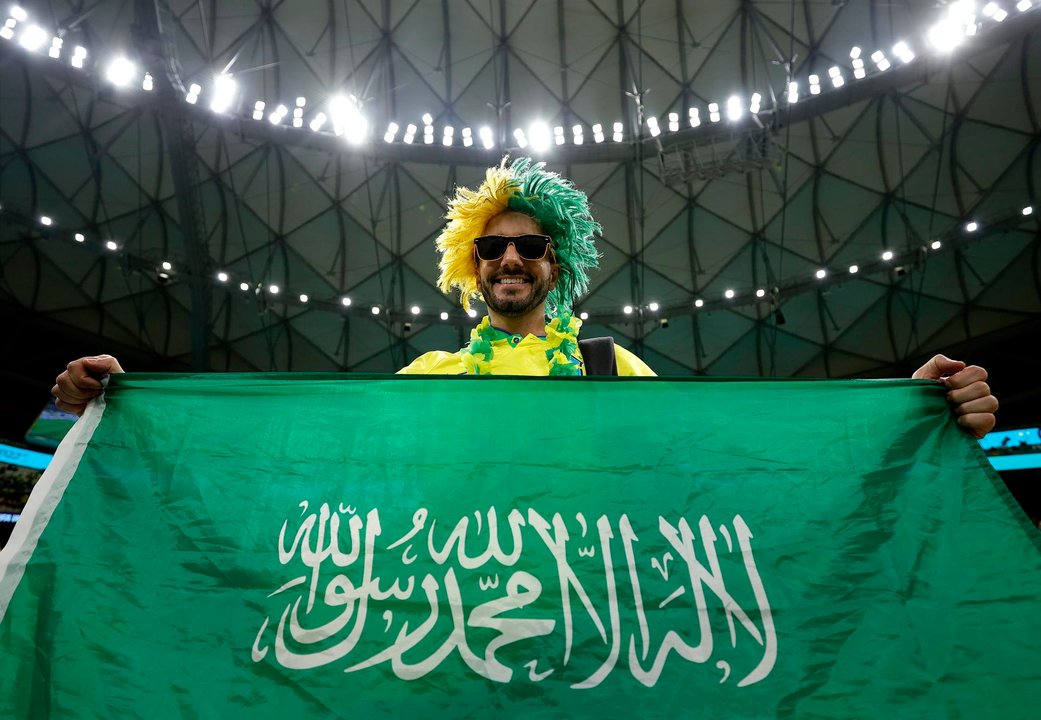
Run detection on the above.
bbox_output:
[398,324,656,376]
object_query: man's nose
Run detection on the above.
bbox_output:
[499,242,524,266]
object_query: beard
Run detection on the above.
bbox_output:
[479,270,553,317]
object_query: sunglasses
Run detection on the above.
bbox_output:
[473,234,554,262]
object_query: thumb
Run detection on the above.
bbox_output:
[82,355,125,375]
[913,353,965,381]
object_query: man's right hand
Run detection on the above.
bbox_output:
[52,355,124,416]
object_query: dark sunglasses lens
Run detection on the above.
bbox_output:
[475,237,508,260]
[514,236,549,259]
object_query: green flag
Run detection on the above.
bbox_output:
[2,374,1039,717]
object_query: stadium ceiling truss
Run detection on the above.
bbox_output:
[1,0,1039,376]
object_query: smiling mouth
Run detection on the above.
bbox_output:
[495,276,531,285]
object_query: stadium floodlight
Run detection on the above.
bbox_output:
[927,0,977,52]
[809,74,821,95]
[646,117,660,137]
[47,35,61,58]
[726,95,743,121]
[186,83,202,104]
[11,6,27,21]
[402,123,416,144]
[572,123,584,144]
[384,122,399,143]
[513,128,528,148]
[529,121,551,152]
[892,41,915,63]
[579,311,589,320]
[18,23,45,51]
[309,112,327,132]
[724,289,735,299]
[142,73,153,91]
[442,125,454,146]
[328,95,368,144]
[931,240,942,250]
[815,268,827,279]
[553,125,565,146]
[341,297,352,307]
[462,127,472,147]
[105,57,137,87]
[849,264,859,274]
[74,233,85,242]
[217,271,228,282]
[829,66,844,88]
[708,103,720,122]
[689,107,701,126]
[440,311,449,320]
[592,123,604,143]
[613,121,624,141]
[210,74,236,113]
[749,93,761,113]
[694,298,704,308]
[871,50,891,71]
[479,126,494,149]
[882,250,894,261]
[667,112,679,132]
[787,81,799,104]
[965,221,979,232]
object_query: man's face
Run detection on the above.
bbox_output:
[477,212,560,318]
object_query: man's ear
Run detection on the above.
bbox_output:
[549,262,561,290]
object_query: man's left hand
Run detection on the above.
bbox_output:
[913,354,998,438]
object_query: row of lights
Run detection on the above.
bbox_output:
[4,2,1036,153]
[18,202,1034,323]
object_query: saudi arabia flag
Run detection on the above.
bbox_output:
[2,374,1039,718]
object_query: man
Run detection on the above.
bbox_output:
[53,157,998,436]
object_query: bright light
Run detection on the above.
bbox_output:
[295,96,306,107]
[850,46,862,60]
[268,105,287,124]
[724,289,735,299]
[442,125,454,146]
[479,126,494,149]
[668,112,679,132]
[708,102,720,122]
[74,233,84,242]
[983,2,999,15]
[299,294,308,303]
[467,308,477,318]
[852,58,866,79]
[592,123,605,143]
[371,306,380,315]
[646,117,660,137]
[410,305,420,315]
[871,50,891,71]
[648,302,659,312]
[623,305,633,314]
[694,298,704,308]
[328,95,368,144]
[815,268,827,279]
[572,123,584,144]
[421,113,433,125]
[1023,206,1034,215]
[105,240,118,251]
[579,311,589,320]
[882,250,894,261]
[554,125,565,146]
[217,271,228,282]
[39,215,52,226]
[142,73,153,91]
[341,297,352,307]
[828,66,844,88]
[0,27,13,40]
[787,81,799,104]
[513,128,527,148]
[966,221,979,232]
[161,260,172,271]
[309,112,327,132]
[48,36,61,58]
[268,284,279,295]
[462,127,472,147]
[253,100,265,121]
[1017,0,1032,10]
[613,121,624,141]
[749,93,761,114]
[440,311,449,320]
[71,46,86,69]
[11,6,26,21]
[892,41,915,63]
[849,264,859,274]
[994,7,1009,20]
[210,74,236,113]
[931,240,942,250]
[18,23,46,51]
[755,288,765,298]
[809,75,821,95]
[927,0,977,52]
[726,95,743,121]
[240,282,249,291]
[105,57,137,87]
[689,107,701,126]
[384,122,399,143]
[529,121,551,152]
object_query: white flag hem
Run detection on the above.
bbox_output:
[0,392,108,619]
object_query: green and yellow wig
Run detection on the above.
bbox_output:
[435,156,601,317]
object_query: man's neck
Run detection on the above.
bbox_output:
[486,307,547,337]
